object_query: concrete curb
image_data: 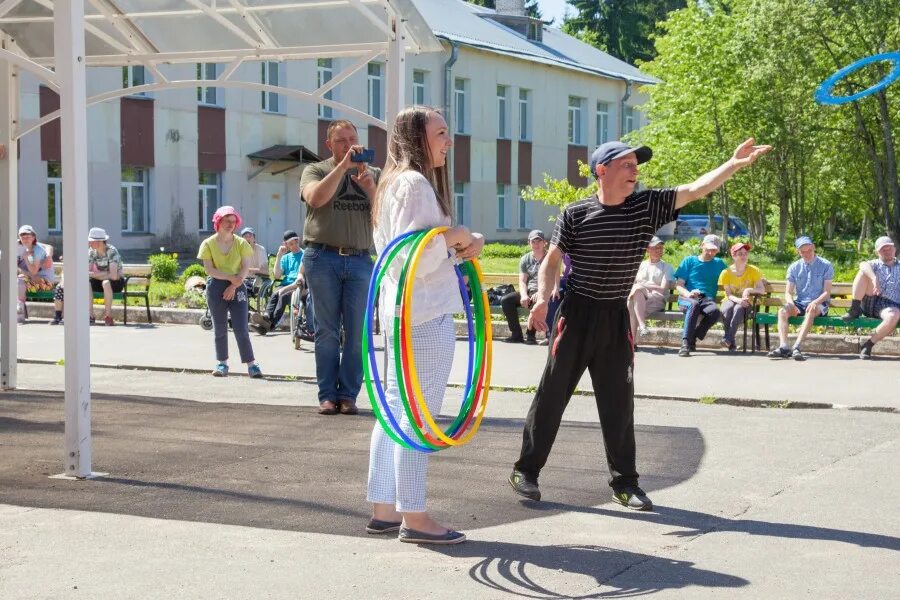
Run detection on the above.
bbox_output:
[18,358,898,414]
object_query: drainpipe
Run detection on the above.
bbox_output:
[442,37,459,127]
[620,79,633,139]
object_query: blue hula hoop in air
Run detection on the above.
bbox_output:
[815,52,900,105]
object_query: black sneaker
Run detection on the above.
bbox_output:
[860,343,873,360]
[792,347,807,361]
[678,342,690,357]
[503,335,524,344]
[767,346,791,359]
[508,469,541,501]
[842,305,862,323]
[524,335,537,345]
[612,486,653,511]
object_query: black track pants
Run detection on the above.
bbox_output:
[514,294,638,492]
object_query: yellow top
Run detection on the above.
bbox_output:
[198,234,254,276]
[718,264,763,295]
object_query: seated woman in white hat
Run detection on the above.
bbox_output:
[51,227,124,326]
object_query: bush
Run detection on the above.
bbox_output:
[148,253,178,282]
[481,242,528,259]
[179,263,207,284]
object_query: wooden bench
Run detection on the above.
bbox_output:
[752,281,883,351]
[25,262,153,325]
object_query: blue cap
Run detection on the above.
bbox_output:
[794,235,813,249]
[589,141,653,177]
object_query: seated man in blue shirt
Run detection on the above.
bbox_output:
[842,235,900,359]
[674,234,728,357]
[251,230,304,335]
[767,236,833,361]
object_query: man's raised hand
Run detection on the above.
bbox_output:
[732,138,772,169]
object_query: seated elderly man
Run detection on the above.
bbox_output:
[501,229,548,345]
[627,236,674,342]
[674,234,727,357]
[842,235,900,359]
[767,236,833,361]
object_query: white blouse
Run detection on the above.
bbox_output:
[373,170,464,326]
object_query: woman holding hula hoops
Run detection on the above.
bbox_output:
[366,106,485,545]
[198,205,264,379]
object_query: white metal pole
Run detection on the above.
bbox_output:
[0,37,18,390]
[384,16,406,132]
[54,0,93,478]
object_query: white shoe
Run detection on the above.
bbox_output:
[637,325,649,337]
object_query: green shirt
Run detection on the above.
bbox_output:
[198,234,254,276]
[299,158,380,250]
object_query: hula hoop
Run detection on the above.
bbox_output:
[363,227,491,453]
[815,52,900,105]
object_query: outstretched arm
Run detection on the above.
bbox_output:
[675,138,772,209]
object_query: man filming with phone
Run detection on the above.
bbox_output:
[300,120,380,416]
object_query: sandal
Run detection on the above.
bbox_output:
[104,315,115,326]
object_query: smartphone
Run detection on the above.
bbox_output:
[350,148,375,163]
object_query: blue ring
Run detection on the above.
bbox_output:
[815,52,900,105]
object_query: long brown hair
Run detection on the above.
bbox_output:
[372,106,452,226]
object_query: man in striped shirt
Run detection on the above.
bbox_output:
[508,138,771,510]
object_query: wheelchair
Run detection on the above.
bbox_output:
[198,275,276,331]
[289,279,315,350]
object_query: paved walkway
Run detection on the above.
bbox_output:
[5,321,900,410]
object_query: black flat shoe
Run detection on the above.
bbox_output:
[365,518,402,534]
[398,527,466,545]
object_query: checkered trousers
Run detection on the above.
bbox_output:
[367,314,456,512]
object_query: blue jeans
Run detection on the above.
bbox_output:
[206,277,255,363]
[302,247,373,404]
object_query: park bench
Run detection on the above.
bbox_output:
[752,281,882,351]
[25,262,153,325]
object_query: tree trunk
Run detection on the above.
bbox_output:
[857,212,869,253]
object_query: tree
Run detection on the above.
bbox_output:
[465,0,542,19]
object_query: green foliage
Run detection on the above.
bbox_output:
[521,161,595,213]
[148,253,178,282]
[178,263,207,284]
[481,242,529,259]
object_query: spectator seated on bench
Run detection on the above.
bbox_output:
[15,225,56,324]
[674,234,727,357]
[53,227,124,326]
[628,235,673,344]
[718,242,765,352]
[766,236,833,361]
[501,229,547,345]
[841,236,900,359]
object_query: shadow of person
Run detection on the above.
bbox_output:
[526,502,900,552]
[430,541,748,598]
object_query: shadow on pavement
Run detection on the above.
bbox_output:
[432,541,748,598]
[0,390,704,537]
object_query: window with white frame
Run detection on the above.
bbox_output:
[624,106,636,133]
[454,78,467,134]
[198,172,221,231]
[518,89,531,141]
[596,101,610,145]
[121,167,149,233]
[47,162,62,232]
[497,184,508,229]
[412,70,427,105]
[261,61,282,113]
[317,59,334,119]
[454,182,467,227]
[367,62,384,119]
[518,188,528,229]
[122,65,148,96]
[497,85,509,139]
[197,63,221,106]
[568,96,584,145]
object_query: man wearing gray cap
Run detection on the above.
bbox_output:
[501,229,549,344]
[508,137,770,510]
[842,236,900,359]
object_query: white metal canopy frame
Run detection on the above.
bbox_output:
[0,0,441,479]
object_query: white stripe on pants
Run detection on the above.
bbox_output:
[367,314,455,512]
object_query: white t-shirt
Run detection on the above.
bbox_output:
[635,258,674,289]
[249,243,269,276]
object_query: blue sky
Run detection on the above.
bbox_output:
[538,0,571,27]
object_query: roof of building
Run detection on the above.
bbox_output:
[413,0,657,85]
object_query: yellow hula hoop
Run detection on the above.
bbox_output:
[401,227,492,446]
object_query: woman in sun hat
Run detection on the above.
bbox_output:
[15,225,56,323]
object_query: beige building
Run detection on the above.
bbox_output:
[12,0,654,254]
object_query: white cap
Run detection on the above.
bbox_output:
[875,236,895,251]
[648,236,664,247]
[701,234,721,250]
[88,227,109,241]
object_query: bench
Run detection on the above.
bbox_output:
[25,262,153,325]
[752,281,883,351]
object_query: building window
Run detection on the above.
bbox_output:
[596,101,610,145]
[122,65,148,96]
[497,85,509,139]
[261,61,282,113]
[412,70,427,105]
[367,62,384,119]
[121,167,149,233]
[518,89,530,141]
[317,59,334,119]
[47,162,62,232]
[197,63,221,106]
[454,78,467,134]
[198,172,221,232]
[454,182,467,227]
[518,188,528,230]
[568,96,584,145]
[624,106,636,133]
[497,184,507,229]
